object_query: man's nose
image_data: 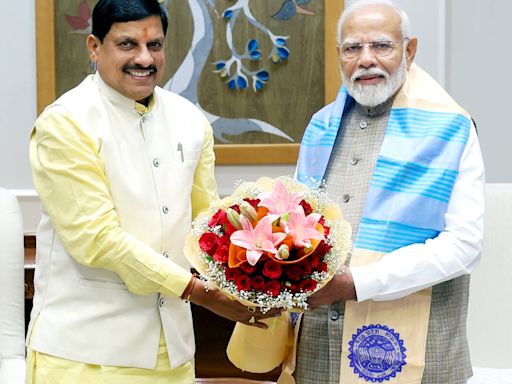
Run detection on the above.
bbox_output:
[358,44,378,68]
[135,46,154,67]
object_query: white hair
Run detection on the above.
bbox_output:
[336,0,411,46]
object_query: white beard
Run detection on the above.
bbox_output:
[343,57,407,107]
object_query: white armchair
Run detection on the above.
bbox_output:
[467,183,512,383]
[0,189,26,383]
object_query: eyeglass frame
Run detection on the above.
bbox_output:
[338,37,409,60]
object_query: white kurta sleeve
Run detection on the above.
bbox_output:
[351,125,485,301]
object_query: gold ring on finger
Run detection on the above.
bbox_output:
[249,316,256,324]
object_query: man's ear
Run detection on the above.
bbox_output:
[87,34,100,63]
[405,37,417,69]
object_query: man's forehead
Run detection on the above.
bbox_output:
[342,34,395,44]
[107,17,165,37]
[342,6,402,42]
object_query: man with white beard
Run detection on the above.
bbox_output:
[293,0,485,383]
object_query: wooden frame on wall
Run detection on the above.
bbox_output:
[35,0,343,165]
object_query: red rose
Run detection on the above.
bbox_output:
[235,274,252,291]
[239,262,257,274]
[283,265,302,282]
[286,282,298,293]
[252,276,265,291]
[299,200,313,215]
[225,267,241,281]
[264,280,281,297]
[244,198,260,209]
[217,235,230,247]
[298,279,317,292]
[224,222,238,236]
[199,232,219,256]
[309,254,321,268]
[314,240,332,257]
[229,204,241,213]
[208,209,228,228]
[317,262,328,273]
[213,244,229,264]
[262,259,282,279]
[297,260,312,276]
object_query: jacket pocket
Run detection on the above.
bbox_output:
[79,277,128,290]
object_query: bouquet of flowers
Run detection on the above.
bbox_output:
[184,176,351,311]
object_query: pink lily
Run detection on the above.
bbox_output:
[258,181,304,215]
[284,206,324,248]
[230,216,287,266]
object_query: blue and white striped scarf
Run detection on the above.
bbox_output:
[297,64,471,253]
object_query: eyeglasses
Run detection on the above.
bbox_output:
[339,39,407,60]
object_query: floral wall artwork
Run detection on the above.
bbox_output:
[51,0,326,151]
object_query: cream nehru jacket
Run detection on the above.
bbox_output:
[28,74,214,369]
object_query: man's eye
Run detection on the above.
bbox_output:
[344,44,361,53]
[148,41,163,50]
[373,42,392,50]
[119,41,135,49]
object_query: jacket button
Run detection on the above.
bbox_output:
[342,193,350,203]
[153,158,160,167]
[163,252,169,258]
[159,297,165,307]
[359,121,368,129]
[350,157,359,165]
[329,310,339,321]
[162,205,169,214]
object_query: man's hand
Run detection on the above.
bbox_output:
[307,268,357,309]
[189,278,282,329]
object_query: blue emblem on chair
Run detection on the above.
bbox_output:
[348,324,406,382]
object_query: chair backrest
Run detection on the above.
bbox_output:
[467,183,512,369]
[0,188,26,383]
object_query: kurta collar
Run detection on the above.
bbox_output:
[354,95,395,117]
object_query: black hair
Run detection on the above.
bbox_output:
[91,0,168,42]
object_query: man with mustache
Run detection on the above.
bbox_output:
[26,0,279,382]
[294,0,484,383]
